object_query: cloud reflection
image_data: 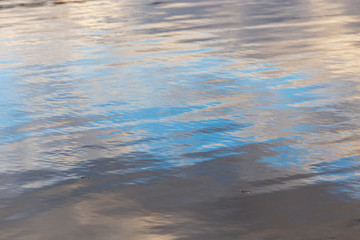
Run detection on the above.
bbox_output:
[1,0,360,238]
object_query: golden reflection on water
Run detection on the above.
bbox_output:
[1,0,360,239]
[0,0,359,189]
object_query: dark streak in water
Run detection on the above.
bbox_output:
[0,1,46,9]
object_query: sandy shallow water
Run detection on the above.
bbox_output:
[1,0,360,239]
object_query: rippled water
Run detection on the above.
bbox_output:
[1,0,360,239]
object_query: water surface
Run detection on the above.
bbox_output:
[1,0,360,239]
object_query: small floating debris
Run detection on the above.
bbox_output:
[241,190,254,193]
[80,176,91,179]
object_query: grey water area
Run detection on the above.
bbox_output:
[1,0,360,239]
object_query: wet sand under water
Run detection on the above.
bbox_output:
[2,153,360,239]
[1,163,360,240]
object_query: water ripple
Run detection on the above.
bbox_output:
[1,0,360,238]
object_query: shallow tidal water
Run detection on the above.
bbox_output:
[1,0,360,239]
